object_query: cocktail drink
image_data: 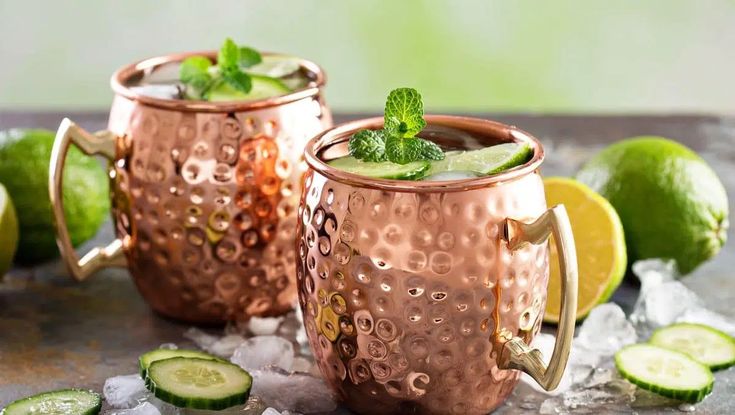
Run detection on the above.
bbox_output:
[49,39,332,323]
[296,89,578,414]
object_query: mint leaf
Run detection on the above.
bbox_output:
[385,136,422,164]
[419,139,445,161]
[239,47,262,67]
[218,38,240,70]
[384,88,426,138]
[180,56,213,91]
[349,129,387,162]
[222,68,252,93]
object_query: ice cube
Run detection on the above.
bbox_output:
[231,335,294,371]
[291,356,314,373]
[108,402,162,415]
[677,307,735,337]
[183,328,218,350]
[632,280,702,331]
[183,328,246,358]
[250,368,337,413]
[422,171,480,181]
[261,409,282,415]
[130,85,182,100]
[103,374,149,409]
[158,343,178,350]
[576,303,637,356]
[248,316,284,336]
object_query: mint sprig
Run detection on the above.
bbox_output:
[179,38,263,100]
[348,87,445,165]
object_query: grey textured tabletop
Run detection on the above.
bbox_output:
[1,112,734,413]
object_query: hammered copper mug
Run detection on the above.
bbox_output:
[296,115,578,414]
[49,51,332,324]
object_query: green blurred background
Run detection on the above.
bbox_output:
[1,0,733,113]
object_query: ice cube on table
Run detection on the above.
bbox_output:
[108,402,162,415]
[104,374,149,409]
[183,328,246,358]
[248,316,284,336]
[422,171,480,181]
[231,335,294,371]
[251,368,337,413]
[575,303,637,355]
[677,307,735,336]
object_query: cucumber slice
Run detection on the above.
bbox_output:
[615,344,713,403]
[145,357,252,410]
[650,323,735,371]
[208,75,291,102]
[139,348,221,377]
[428,143,532,176]
[328,156,430,180]
[1,389,101,415]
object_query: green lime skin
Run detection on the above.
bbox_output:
[576,136,728,275]
[0,129,110,264]
[0,183,19,276]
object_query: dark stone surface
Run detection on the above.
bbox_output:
[1,111,733,413]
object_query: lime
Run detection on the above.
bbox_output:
[427,143,532,175]
[543,177,627,322]
[576,136,728,275]
[0,183,19,276]
[0,129,109,264]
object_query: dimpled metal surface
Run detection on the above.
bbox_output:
[297,118,550,415]
[107,91,331,324]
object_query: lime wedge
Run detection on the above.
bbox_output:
[208,75,291,102]
[427,143,532,176]
[247,55,302,78]
[0,183,19,277]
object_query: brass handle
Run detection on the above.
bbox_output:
[499,205,578,390]
[49,118,126,281]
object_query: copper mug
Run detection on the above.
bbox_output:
[296,115,578,414]
[49,51,332,324]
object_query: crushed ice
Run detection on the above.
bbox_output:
[513,258,733,413]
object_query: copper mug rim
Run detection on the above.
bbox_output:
[304,114,545,193]
[110,50,327,113]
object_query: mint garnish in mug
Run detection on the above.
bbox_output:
[332,87,533,180]
[349,88,444,164]
[126,38,310,102]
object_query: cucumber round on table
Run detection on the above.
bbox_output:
[1,389,101,415]
[328,157,430,180]
[139,348,221,377]
[615,344,713,403]
[427,142,532,176]
[145,357,252,410]
[208,75,292,101]
[650,322,735,371]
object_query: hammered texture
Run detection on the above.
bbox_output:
[297,171,549,415]
[107,95,331,323]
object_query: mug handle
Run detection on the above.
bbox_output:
[498,204,579,390]
[49,118,127,282]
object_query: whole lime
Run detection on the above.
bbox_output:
[0,183,19,276]
[0,129,110,264]
[576,136,728,275]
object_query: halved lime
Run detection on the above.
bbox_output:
[427,143,532,176]
[0,183,18,277]
[544,177,627,322]
[328,156,430,180]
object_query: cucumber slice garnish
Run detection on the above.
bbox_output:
[328,156,430,180]
[145,357,252,410]
[1,389,101,415]
[650,323,735,371]
[615,344,713,403]
[428,143,532,176]
[208,75,291,102]
[139,348,222,377]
